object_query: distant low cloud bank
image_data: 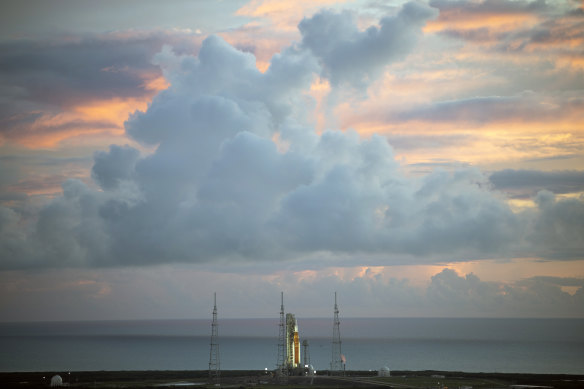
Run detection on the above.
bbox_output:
[0,2,583,270]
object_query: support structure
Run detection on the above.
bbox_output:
[302,340,310,367]
[209,292,220,385]
[276,292,288,384]
[330,292,343,375]
[276,292,288,380]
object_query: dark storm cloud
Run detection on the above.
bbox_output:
[0,2,583,269]
[490,169,584,198]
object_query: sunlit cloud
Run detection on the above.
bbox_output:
[236,0,347,31]
[0,0,583,321]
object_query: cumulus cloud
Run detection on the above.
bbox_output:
[2,265,582,320]
[92,145,140,190]
[425,268,584,317]
[298,2,438,87]
[0,2,583,270]
[527,190,584,259]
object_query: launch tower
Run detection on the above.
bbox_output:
[277,292,287,369]
[330,292,343,374]
[208,292,220,384]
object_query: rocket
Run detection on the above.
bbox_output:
[293,320,300,366]
[285,313,301,368]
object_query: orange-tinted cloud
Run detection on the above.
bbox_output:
[2,75,167,149]
[236,0,346,31]
[427,0,545,34]
[225,0,348,72]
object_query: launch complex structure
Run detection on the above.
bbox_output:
[276,292,344,377]
[209,292,344,382]
[277,292,308,376]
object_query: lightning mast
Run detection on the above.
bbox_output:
[330,292,343,375]
[277,292,288,380]
[209,292,220,385]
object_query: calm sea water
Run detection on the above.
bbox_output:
[0,318,582,374]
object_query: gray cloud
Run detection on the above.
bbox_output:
[2,265,582,320]
[527,190,584,259]
[424,268,584,317]
[0,4,583,270]
[92,145,140,190]
[0,35,159,107]
[0,30,201,143]
[298,2,438,88]
[395,93,584,124]
[490,169,584,198]
[520,276,584,287]
[429,0,548,15]
[387,134,473,150]
[430,0,584,67]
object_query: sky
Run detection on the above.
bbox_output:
[0,0,583,322]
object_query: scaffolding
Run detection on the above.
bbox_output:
[209,292,220,385]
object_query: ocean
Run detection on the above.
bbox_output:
[1,318,583,374]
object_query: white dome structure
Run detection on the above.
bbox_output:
[50,375,63,387]
[378,367,391,377]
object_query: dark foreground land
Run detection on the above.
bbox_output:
[1,370,583,389]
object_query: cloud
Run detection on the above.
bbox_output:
[298,2,438,88]
[428,0,584,72]
[0,7,583,270]
[0,30,199,147]
[0,34,165,108]
[394,92,584,124]
[387,134,473,151]
[490,169,584,198]
[425,268,584,317]
[3,265,582,320]
[527,190,584,259]
[92,145,141,190]
[428,0,547,34]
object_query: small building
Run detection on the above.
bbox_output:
[378,367,391,377]
[50,375,63,387]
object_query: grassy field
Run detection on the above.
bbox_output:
[1,370,583,389]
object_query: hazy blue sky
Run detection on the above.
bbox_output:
[0,0,583,321]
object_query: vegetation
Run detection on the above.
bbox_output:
[1,370,583,389]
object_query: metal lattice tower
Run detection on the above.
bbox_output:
[330,292,343,375]
[209,292,220,384]
[276,292,288,383]
[302,340,310,367]
[277,292,287,370]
